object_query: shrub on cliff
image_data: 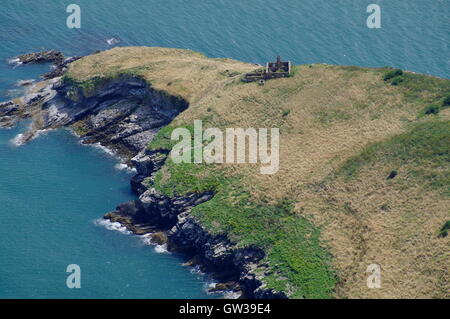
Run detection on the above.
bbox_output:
[442,93,450,107]
[390,75,405,86]
[383,69,403,81]
[423,104,441,115]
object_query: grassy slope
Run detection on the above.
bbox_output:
[67,47,450,298]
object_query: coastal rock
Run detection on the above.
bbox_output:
[16,79,34,87]
[207,281,238,293]
[150,232,168,245]
[0,101,18,116]
[17,50,65,65]
[106,177,284,297]
[42,56,82,80]
[182,255,202,267]
[5,71,187,164]
[130,150,168,194]
[53,74,186,157]
[0,115,17,128]
[0,100,15,108]
[12,50,81,80]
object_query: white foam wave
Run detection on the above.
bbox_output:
[35,129,52,138]
[9,128,51,146]
[204,281,242,299]
[106,37,120,45]
[94,218,132,235]
[10,133,25,146]
[7,57,22,67]
[139,233,169,253]
[115,163,137,173]
[190,265,205,276]
[207,282,217,290]
[91,142,115,156]
[222,290,242,299]
[154,243,169,254]
[69,129,136,174]
[140,233,153,245]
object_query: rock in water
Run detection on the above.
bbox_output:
[16,50,65,65]
[150,232,168,245]
[16,79,34,87]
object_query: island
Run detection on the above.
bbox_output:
[1,47,449,299]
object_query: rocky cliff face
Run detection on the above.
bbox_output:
[0,71,187,155]
[106,149,287,299]
[48,74,188,155]
[0,56,286,298]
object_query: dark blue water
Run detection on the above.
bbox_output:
[0,124,213,298]
[0,0,448,298]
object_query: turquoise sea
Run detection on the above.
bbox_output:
[0,0,448,298]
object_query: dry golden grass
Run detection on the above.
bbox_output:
[301,164,450,298]
[67,46,255,103]
[68,47,449,298]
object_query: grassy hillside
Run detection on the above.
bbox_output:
[66,47,450,298]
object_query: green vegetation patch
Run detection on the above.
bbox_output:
[147,128,337,298]
[339,121,450,194]
[398,73,450,105]
[422,104,442,116]
[147,124,191,151]
[191,181,336,298]
[443,93,450,106]
[383,68,403,81]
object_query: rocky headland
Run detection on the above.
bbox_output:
[2,46,448,299]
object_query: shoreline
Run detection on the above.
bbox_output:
[0,50,285,299]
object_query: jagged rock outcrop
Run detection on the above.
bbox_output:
[17,50,65,65]
[0,101,20,128]
[42,56,82,79]
[52,74,187,156]
[12,50,82,79]
[130,150,168,194]
[0,71,187,155]
[0,101,18,116]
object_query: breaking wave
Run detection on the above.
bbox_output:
[115,163,137,173]
[140,233,169,253]
[7,57,22,67]
[94,218,132,235]
[106,37,120,46]
[9,129,52,146]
